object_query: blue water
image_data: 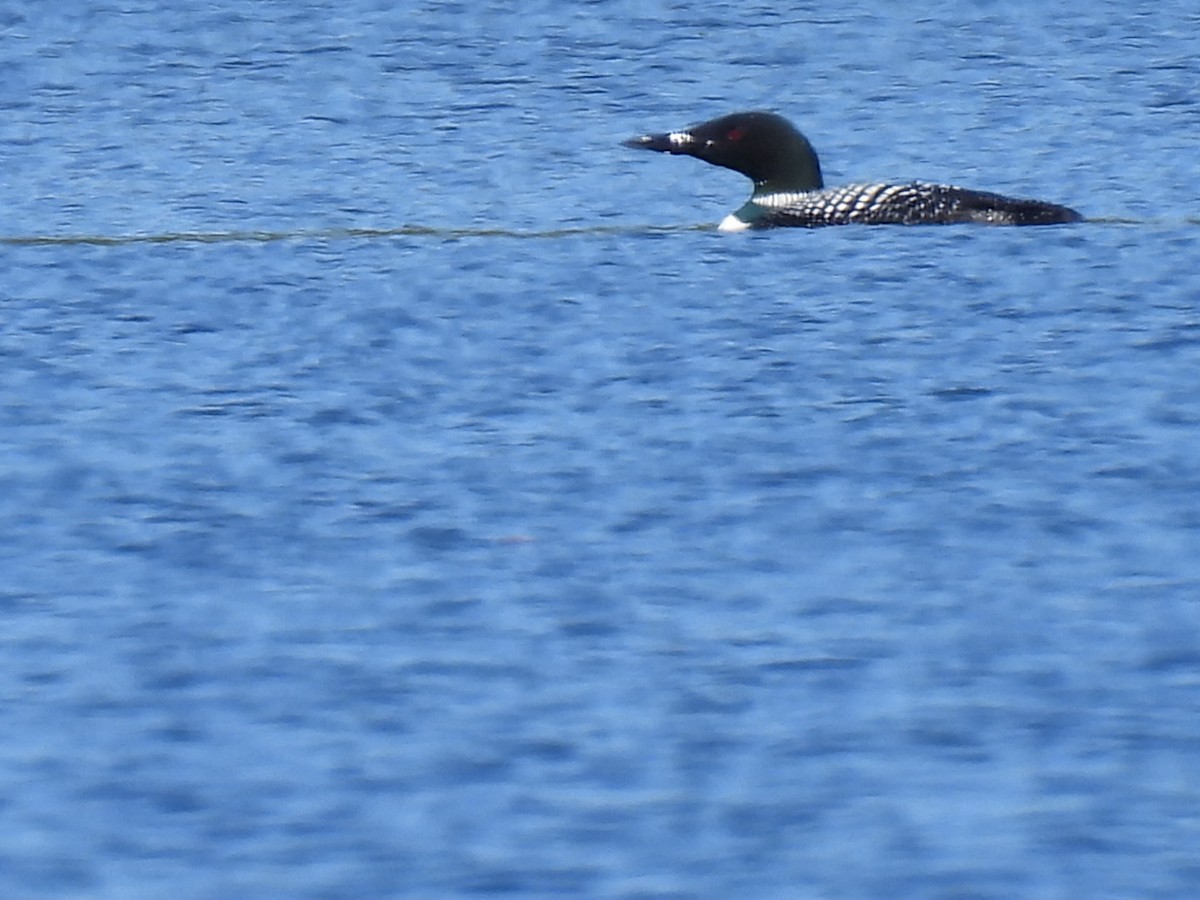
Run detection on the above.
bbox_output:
[3,2,1200,897]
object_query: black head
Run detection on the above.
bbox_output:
[623,111,824,192]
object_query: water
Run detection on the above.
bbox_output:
[3,2,1200,897]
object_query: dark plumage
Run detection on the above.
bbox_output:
[623,111,1081,230]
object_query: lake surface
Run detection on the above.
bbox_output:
[3,2,1200,897]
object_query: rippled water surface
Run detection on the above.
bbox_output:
[3,2,1200,897]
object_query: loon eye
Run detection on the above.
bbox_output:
[726,126,746,142]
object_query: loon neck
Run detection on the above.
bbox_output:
[750,154,824,196]
[736,147,824,228]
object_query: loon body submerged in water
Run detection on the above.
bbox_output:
[623,111,1081,230]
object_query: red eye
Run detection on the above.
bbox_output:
[727,127,745,141]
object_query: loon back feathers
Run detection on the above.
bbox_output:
[749,182,1082,228]
[622,111,1082,229]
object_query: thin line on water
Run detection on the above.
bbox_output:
[0,218,1184,247]
[0,223,710,247]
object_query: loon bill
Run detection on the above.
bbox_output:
[623,111,1082,231]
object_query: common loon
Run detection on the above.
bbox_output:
[623,111,1081,231]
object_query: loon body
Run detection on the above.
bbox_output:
[623,111,1081,230]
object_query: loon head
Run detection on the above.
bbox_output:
[623,111,824,195]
